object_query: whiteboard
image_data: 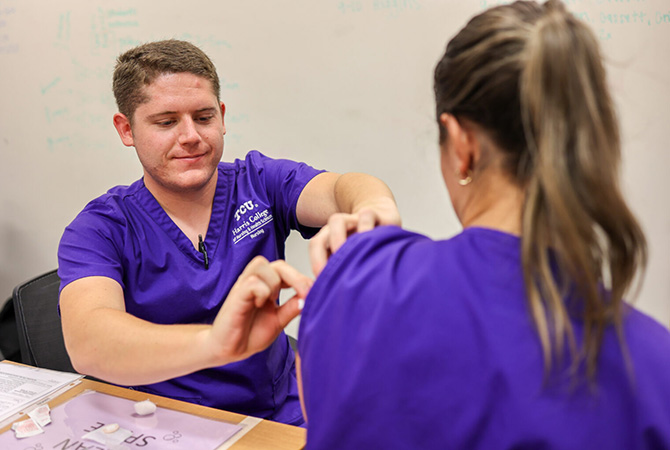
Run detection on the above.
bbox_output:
[1,0,668,337]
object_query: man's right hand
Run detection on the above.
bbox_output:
[206,256,311,364]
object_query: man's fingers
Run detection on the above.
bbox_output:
[309,212,381,277]
[328,214,359,254]
[269,260,313,300]
[236,259,312,308]
[232,274,273,308]
[309,229,331,277]
[237,256,283,303]
[275,295,304,329]
[326,214,349,254]
[356,208,378,233]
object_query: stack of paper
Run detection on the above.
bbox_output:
[0,361,83,425]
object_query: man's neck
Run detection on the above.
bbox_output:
[145,174,218,249]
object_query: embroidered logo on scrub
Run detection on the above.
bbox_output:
[232,200,273,244]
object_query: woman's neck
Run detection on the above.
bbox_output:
[458,173,524,236]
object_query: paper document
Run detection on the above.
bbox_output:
[0,390,243,449]
[0,361,83,423]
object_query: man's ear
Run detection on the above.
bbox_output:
[440,113,476,176]
[113,113,135,147]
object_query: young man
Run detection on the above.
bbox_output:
[57,40,400,426]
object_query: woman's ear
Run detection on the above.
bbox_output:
[440,113,476,176]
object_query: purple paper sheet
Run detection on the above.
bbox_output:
[0,390,243,449]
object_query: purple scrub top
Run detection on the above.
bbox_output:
[58,151,323,424]
[298,226,670,448]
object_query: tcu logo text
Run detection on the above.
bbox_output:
[234,200,257,221]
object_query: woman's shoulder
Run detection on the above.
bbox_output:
[318,226,520,283]
[623,306,670,367]
[323,226,432,272]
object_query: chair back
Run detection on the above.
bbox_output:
[12,270,76,373]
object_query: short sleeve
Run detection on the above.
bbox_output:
[245,151,325,239]
[57,198,127,293]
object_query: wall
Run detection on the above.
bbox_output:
[1,0,668,337]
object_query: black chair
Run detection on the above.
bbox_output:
[0,297,21,361]
[12,270,77,373]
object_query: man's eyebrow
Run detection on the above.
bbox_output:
[146,107,218,120]
[146,111,177,120]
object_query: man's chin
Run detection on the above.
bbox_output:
[146,168,218,196]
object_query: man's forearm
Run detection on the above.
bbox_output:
[334,173,400,224]
[62,258,307,387]
[296,172,400,228]
[66,308,223,386]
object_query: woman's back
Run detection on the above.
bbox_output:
[298,226,670,449]
[298,2,667,447]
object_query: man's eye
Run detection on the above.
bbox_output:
[158,120,174,126]
[197,115,214,123]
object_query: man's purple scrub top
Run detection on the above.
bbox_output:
[59,151,323,425]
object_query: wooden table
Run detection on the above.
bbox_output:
[0,378,306,449]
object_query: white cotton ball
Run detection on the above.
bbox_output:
[102,423,120,433]
[134,399,157,416]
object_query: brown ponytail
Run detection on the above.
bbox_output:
[520,0,646,377]
[434,0,647,378]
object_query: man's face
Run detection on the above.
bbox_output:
[115,72,225,196]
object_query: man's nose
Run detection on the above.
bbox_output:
[177,118,201,146]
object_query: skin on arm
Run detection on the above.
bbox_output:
[297,172,401,276]
[295,353,307,423]
[60,257,309,386]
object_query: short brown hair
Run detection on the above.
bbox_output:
[112,39,221,122]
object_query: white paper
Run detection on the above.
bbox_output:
[12,417,44,438]
[82,424,133,446]
[28,404,52,427]
[0,362,83,423]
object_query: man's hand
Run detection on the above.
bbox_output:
[206,257,312,364]
[296,171,401,277]
[309,197,401,276]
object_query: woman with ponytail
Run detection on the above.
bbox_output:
[297,1,670,448]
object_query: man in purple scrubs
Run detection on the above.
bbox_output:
[57,39,400,425]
